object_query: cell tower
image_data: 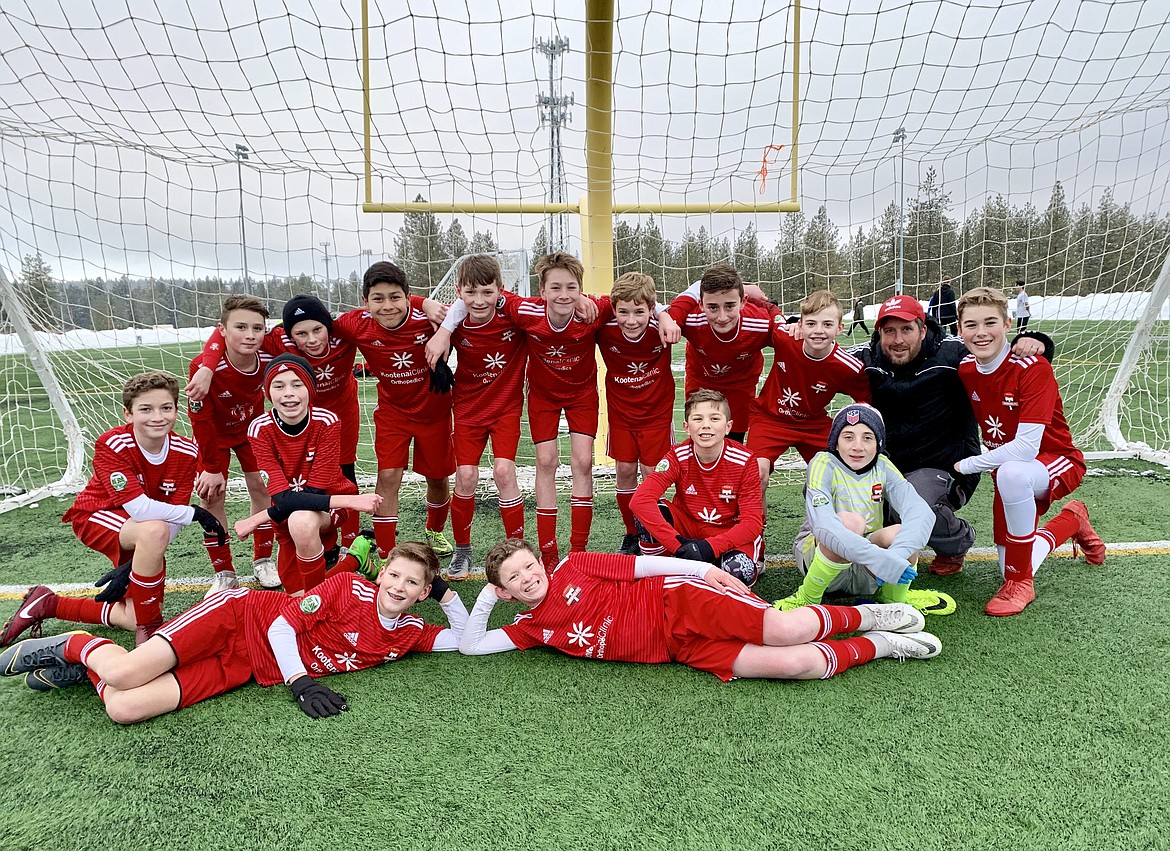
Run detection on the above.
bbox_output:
[535,35,574,250]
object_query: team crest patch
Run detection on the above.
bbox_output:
[655,459,670,473]
[109,472,128,491]
[1002,394,1019,409]
[189,400,203,413]
[719,487,735,503]
[846,409,861,425]
[260,470,269,486]
[871,483,884,503]
[300,595,322,613]
[563,585,582,605]
[812,493,830,507]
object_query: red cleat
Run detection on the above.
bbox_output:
[0,585,59,647]
[984,579,1036,617]
[1063,500,1106,566]
[927,553,965,576]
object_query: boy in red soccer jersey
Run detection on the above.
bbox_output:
[631,390,764,586]
[332,262,456,562]
[188,295,277,596]
[656,264,776,443]
[458,538,941,680]
[423,255,528,581]
[234,354,383,595]
[0,373,226,648]
[748,290,871,491]
[429,252,606,570]
[955,287,1106,616]
[598,272,676,556]
[0,542,467,721]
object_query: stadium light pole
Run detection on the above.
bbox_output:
[320,241,332,311]
[234,143,250,292]
[893,127,907,295]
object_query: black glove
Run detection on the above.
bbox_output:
[94,560,133,603]
[675,538,716,563]
[192,506,227,547]
[428,575,450,602]
[290,677,349,718]
[429,359,455,394]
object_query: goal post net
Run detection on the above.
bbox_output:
[1,1,1169,510]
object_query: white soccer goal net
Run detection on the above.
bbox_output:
[0,1,1168,508]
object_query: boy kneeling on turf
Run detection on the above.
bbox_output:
[459,538,941,681]
[0,542,466,722]
[775,403,954,615]
[1,372,227,648]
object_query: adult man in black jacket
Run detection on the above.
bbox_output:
[848,294,1052,575]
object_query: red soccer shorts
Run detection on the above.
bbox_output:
[990,452,1086,545]
[70,509,132,567]
[201,440,260,477]
[154,588,256,708]
[527,386,600,444]
[372,406,456,477]
[662,577,770,682]
[747,414,831,465]
[606,420,675,466]
[453,416,522,467]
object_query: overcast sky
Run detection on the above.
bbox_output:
[0,0,1168,283]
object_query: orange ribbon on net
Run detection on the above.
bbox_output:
[756,144,786,195]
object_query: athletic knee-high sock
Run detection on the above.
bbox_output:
[425,498,450,534]
[615,489,637,535]
[812,637,877,678]
[297,549,327,592]
[205,535,234,573]
[253,522,274,561]
[793,550,848,605]
[1036,506,1081,561]
[498,495,525,540]
[128,570,165,627]
[276,547,303,595]
[877,580,910,604]
[373,515,398,560]
[536,507,559,568]
[340,509,359,549]
[63,633,113,665]
[451,492,476,548]
[1004,533,1035,581]
[807,604,863,640]
[54,595,112,627]
[569,496,593,552]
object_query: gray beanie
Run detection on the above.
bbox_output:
[828,403,886,455]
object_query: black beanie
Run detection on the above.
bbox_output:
[827,403,886,456]
[264,353,317,403]
[282,294,332,335]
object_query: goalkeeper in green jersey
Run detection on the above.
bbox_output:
[775,403,955,615]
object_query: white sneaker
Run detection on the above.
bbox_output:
[252,557,281,589]
[867,630,942,661]
[857,602,926,634]
[442,548,473,581]
[204,570,240,599]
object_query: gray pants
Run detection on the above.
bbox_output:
[793,528,880,596]
[897,467,976,557]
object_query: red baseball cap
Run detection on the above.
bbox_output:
[876,295,925,324]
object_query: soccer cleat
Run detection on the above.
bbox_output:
[204,570,240,599]
[868,630,943,661]
[25,664,88,692]
[984,579,1035,617]
[0,631,86,676]
[252,557,281,589]
[905,588,958,616]
[443,547,473,581]
[346,533,376,581]
[0,585,59,646]
[424,529,454,558]
[1063,500,1106,566]
[773,594,810,612]
[927,553,965,576]
[617,533,641,556]
[856,602,926,634]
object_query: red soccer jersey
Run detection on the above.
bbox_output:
[244,572,445,687]
[64,425,199,520]
[958,352,1082,462]
[498,292,611,406]
[630,439,764,556]
[596,315,675,429]
[246,407,356,498]
[333,308,451,421]
[450,302,528,429]
[752,323,870,427]
[501,552,671,663]
[198,326,359,415]
[666,295,774,430]
[187,350,273,472]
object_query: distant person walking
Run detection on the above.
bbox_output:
[928,280,959,335]
[1015,281,1031,330]
[849,296,870,335]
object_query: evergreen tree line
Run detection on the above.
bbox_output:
[10,172,1170,332]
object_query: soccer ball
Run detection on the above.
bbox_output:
[720,551,761,586]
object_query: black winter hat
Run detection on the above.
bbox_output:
[282,294,332,335]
